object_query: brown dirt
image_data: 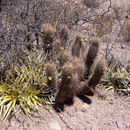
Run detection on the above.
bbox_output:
[0,90,130,130]
[0,0,129,130]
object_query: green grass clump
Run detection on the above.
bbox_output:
[0,51,54,122]
[102,62,130,96]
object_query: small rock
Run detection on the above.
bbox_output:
[116,121,123,128]
[126,123,130,128]
[33,40,37,46]
[67,111,74,117]
[48,121,61,130]
[97,93,106,100]
[108,101,114,105]
[80,104,89,112]
[121,44,125,49]
[75,107,78,112]
[10,121,16,127]
[8,127,14,130]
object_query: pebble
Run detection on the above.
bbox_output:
[67,111,74,117]
[48,121,61,130]
[80,104,90,112]
[116,121,123,128]
[126,123,130,128]
[75,107,78,112]
[10,121,16,127]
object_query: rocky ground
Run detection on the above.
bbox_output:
[0,90,130,130]
[0,0,130,130]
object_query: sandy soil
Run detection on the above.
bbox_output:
[0,90,129,130]
[0,0,129,130]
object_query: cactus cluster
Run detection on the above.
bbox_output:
[40,23,56,53]
[40,23,105,105]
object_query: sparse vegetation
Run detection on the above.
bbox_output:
[102,61,130,96]
[0,0,129,124]
[94,14,115,37]
[0,23,105,121]
[0,51,54,122]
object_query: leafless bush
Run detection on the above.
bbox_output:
[0,0,129,70]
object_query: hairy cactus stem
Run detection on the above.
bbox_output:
[60,24,68,48]
[55,62,74,104]
[45,61,57,90]
[76,81,91,95]
[58,50,71,67]
[72,34,84,57]
[88,58,105,90]
[71,56,85,80]
[85,38,99,78]
[53,39,64,59]
[77,58,105,95]
[40,23,56,53]
[67,72,79,100]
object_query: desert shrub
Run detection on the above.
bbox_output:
[0,50,55,122]
[102,62,130,96]
[0,0,129,122]
[0,22,106,121]
[93,14,115,37]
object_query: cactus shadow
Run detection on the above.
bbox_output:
[53,103,64,113]
[77,94,92,104]
[64,98,74,106]
[85,91,94,96]
[53,98,74,113]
